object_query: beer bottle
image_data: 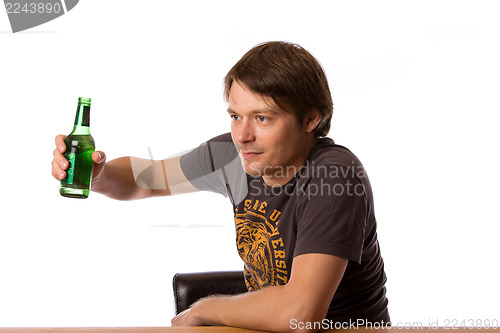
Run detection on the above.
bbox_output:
[59,97,95,198]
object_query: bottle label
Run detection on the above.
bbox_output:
[66,152,76,184]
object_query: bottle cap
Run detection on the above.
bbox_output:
[78,97,92,106]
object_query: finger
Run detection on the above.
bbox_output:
[91,151,107,184]
[53,148,68,169]
[170,309,189,326]
[171,315,181,326]
[51,159,66,180]
[55,134,67,153]
[92,151,106,164]
[171,312,182,326]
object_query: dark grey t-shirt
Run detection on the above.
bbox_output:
[180,133,390,323]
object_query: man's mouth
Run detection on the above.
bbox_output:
[241,151,263,159]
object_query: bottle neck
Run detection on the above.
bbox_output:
[71,124,91,135]
[71,103,91,135]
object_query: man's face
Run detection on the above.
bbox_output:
[227,81,314,186]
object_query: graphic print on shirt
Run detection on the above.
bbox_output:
[234,199,288,290]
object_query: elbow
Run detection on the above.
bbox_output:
[283,307,327,333]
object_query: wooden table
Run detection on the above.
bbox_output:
[0,327,494,333]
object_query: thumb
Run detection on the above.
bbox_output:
[92,151,106,164]
[91,151,107,183]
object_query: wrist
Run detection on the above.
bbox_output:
[191,296,225,326]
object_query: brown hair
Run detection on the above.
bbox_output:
[224,41,333,137]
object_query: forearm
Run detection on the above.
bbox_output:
[92,157,153,200]
[187,285,310,333]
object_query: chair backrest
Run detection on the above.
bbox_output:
[173,271,247,314]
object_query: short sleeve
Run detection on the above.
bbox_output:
[294,166,368,264]
[179,133,248,204]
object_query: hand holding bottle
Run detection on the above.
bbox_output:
[51,134,106,183]
[51,96,104,198]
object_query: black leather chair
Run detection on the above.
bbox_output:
[173,271,247,315]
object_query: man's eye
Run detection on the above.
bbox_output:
[257,116,267,122]
[230,115,239,120]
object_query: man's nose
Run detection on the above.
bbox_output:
[234,119,256,144]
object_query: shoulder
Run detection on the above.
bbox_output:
[207,132,233,144]
[310,137,364,170]
[294,138,371,201]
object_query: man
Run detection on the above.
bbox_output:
[51,41,390,332]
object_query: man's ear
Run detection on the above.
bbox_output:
[304,110,321,133]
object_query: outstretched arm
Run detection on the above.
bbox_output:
[52,134,198,200]
[92,155,198,200]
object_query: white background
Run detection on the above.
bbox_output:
[1,0,499,327]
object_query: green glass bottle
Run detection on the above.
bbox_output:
[59,97,95,199]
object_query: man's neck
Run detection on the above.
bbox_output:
[262,136,318,187]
